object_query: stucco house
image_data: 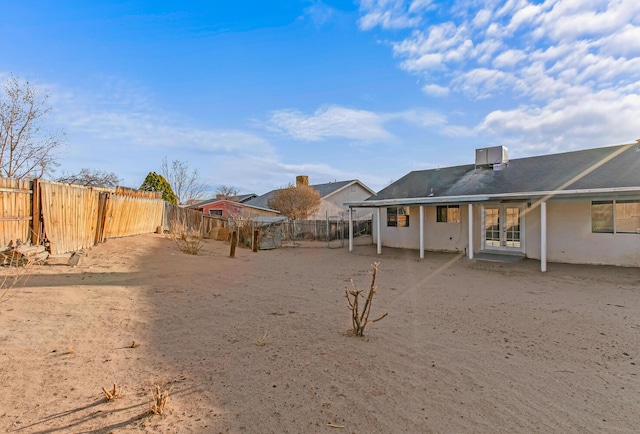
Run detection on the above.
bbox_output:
[189,198,279,219]
[247,176,375,220]
[345,142,640,270]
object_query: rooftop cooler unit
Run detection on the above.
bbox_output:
[475,146,509,170]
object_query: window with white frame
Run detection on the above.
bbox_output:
[436,205,460,223]
[387,206,409,227]
[592,200,640,233]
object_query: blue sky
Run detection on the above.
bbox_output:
[2,0,639,195]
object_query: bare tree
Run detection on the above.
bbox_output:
[215,185,238,200]
[160,157,207,205]
[56,168,121,188]
[0,76,63,179]
[267,183,321,220]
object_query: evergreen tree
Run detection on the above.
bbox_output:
[140,172,178,205]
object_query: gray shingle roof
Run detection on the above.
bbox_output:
[244,191,276,210]
[372,144,640,201]
[246,180,361,210]
[237,193,257,203]
[189,193,257,208]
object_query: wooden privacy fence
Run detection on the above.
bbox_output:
[202,215,226,238]
[162,204,228,238]
[163,203,203,233]
[39,180,165,254]
[0,178,32,249]
[101,193,164,240]
[39,180,106,255]
[0,177,189,255]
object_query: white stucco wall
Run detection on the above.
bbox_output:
[312,183,373,219]
[370,200,639,267]
[529,200,640,267]
[372,205,471,253]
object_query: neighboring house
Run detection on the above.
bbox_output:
[236,193,258,203]
[189,198,279,219]
[345,142,640,270]
[246,177,375,220]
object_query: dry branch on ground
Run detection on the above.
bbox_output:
[151,385,169,415]
[0,249,36,307]
[102,383,122,401]
[345,262,388,336]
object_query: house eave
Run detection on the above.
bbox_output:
[321,180,377,199]
[345,186,640,208]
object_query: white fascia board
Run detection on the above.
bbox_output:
[345,195,490,207]
[323,180,376,199]
[242,203,281,214]
[345,186,640,208]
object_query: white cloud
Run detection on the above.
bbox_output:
[536,0,640,43]
[208,154,389,194]
[358,0,426,30]
[409,0,433,14]
[49,83,271,155]
[269,105,394,142]
[505,2,540,33]
[385,108,447,126]
[394,22,467,58]
[400,53,444,72]
[7,75,397,193]
[422,83,449,96]
[472,9,492,28]
[479,90,640,153]
[268,105,449,142]
[302,1,336,27]
[441,124,476,137]
[597,24,640,57]
[492,49,526,69]
[357,0,640,154]
[453,68,520,98]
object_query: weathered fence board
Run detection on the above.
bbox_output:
[115,186,162,199]
[0,178,32,249]
[164,203,203,233]
[203,215,227,239]
[1,176,210,255]
[103,194,164,239]
[40,180,101,255]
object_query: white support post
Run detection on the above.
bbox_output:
[541,201,547,272]
[419,205,424,259]
[376,208,382,255]
[348,208,353,252]
[468,204,474,259]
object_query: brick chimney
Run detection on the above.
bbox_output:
[296,175,309,187]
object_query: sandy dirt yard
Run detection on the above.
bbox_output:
[0,233,639,433]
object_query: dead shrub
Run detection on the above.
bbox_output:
[0,249,35,307]
[345,262,388,337]
[102,383,122,401]
[168,220,202,255]
[151,385,169,415]
[253,331,270,346]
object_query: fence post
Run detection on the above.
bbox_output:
[230,230,238,258]
[95,192,110,245]
[326,211,329,247]
[253,229,259,252]
[31,179,41,245]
